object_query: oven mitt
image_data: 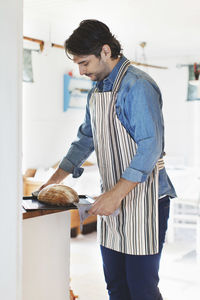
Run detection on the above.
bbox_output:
[73,202,92,232]
[74,202,120,232]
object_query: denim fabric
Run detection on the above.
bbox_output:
[59,56,176,198]
[100,196,170,300]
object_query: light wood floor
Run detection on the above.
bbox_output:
[70,229,200,300]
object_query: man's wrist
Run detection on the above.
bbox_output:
[48,168,70,184]
[111,178,138,201]
[39,168,70,192]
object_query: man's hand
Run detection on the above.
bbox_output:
[88,178,138,216]
[88,190,122,216]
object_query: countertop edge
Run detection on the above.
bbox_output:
[23,207,76,219]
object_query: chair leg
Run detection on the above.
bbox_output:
[70,289,79,299]
[196,213,200,263]
[166,200,175,243]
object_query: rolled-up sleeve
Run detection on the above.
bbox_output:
[59,90,94,178]
[120,79,164,182]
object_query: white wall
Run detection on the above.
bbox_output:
[23,46,200,171]
[0,0,23,299]
[23,47,86,170]
[147,56,200,168]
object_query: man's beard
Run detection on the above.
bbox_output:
[86,70,108,82]
[86,60,110,82]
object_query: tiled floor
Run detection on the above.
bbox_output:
[70,228,200,300]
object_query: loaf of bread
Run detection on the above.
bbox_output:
[38,184,79,206]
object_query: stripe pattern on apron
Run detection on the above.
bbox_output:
[89,59,159,255]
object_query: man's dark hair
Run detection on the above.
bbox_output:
[64,19,122,59]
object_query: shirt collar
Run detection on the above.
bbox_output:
[96,55,128,92]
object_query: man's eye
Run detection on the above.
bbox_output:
[83,63,88,66]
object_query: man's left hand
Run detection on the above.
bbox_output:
[87,178,138,216]
[88,191,122,216]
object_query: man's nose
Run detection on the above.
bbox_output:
[79,65,85,75]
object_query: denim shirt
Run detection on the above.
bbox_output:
[59,56,176,198]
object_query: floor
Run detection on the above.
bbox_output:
[70,227,200,300]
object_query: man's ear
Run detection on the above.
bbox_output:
[101,44,112,59]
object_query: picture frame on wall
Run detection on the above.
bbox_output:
[187,64,200,101]
[63,74,93,111]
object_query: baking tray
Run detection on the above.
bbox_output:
[22,195,88,211]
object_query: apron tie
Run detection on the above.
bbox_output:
[157,158,165,171]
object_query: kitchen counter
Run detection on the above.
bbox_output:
[22,163,99,299]
[22,199,97,236]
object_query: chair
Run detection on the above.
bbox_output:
[166,167,200,262]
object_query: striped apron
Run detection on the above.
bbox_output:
[89,59,160,255]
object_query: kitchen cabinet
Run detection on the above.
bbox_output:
[22,209,71,300]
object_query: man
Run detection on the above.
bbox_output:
[40,19,176,300]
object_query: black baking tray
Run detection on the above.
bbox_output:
[22,195,87,211]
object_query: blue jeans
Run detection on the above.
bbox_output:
[100,196,170,300]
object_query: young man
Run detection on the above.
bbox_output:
[41,20,176,300]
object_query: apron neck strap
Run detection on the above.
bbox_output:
[112,59,131,93]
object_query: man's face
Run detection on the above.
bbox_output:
[73,53,110,82]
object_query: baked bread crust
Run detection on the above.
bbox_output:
[38,184,79,206]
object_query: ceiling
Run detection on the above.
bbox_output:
[23,0,200,60]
